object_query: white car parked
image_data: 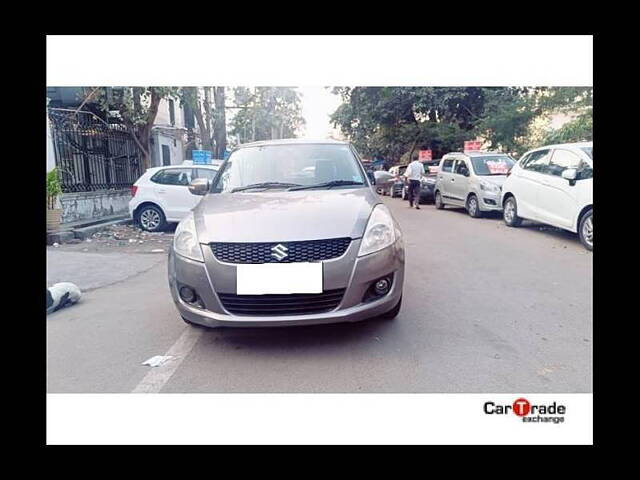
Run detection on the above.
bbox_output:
[129,164,219,232]
[500,142,593,250]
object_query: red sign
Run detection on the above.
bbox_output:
[418,150,432,161]
[464,140,482,153]
[486,160,509,175]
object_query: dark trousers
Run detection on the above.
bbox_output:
[408,179,421,206]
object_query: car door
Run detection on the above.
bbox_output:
[535,148,586,230]
[449,158,470,203]
[437,158,455,199]
[150,167,195,221]
[511,149,552,221]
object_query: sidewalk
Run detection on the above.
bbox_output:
[46,250,167,291]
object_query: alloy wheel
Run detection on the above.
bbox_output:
[582,215,593,248]
[504,201,515,223]
[140,208,161,230]
[469,197,478,216]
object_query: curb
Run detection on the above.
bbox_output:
[47,217,133,245]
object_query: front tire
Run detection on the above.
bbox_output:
[137,204,167,232]
[578,209,593,251]
[434,191,445,209]
[503,196,522,227]
[467,194,482,218]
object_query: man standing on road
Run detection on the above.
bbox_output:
[404,157,424,209]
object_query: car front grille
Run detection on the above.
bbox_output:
[210,238,351,264]
[218,289,346,316]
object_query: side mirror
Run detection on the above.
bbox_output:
[188,178,210,196]
[561,168,577,182]
[366,170,376,185]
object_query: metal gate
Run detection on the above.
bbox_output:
[48,108,144,193]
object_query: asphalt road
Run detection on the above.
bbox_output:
[47,196,592,393]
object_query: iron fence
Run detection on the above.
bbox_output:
[48,108,144,193]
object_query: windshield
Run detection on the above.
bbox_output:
[470,155,515,176]
[580,146,593,159]
[212,144,366,193]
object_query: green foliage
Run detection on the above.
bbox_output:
[47,168,61,208]
[543,111,593,145]
[331,86,593,163]
[229,87,305,145]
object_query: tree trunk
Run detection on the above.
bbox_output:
[407,137,418,164]
[135,88,163,170]
[213,87,227,158]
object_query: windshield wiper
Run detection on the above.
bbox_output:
[288,180,364,191]
[231,182,302,193]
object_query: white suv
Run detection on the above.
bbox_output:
[500,142,593,250]
[129,164,219,231]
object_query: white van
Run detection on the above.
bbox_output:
[500,142,593,250]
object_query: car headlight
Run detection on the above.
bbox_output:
[479,180,500,193]
[358,204,397,257]
[174,212,204,262]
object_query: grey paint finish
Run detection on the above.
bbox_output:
[194,188,379,243]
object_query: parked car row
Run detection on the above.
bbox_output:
[382,142,593,250]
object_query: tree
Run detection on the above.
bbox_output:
[213,87,227,158]
[179,87,228,159]
[92,87,179,169]
[331,86,593,162]
[229,87,305,144]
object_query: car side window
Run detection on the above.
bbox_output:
[453,159,469,176]
[521,150,551,174]
[151,168,193,186]
[194,168,218,181]
[441,159,454,173]
[548,149,582,177]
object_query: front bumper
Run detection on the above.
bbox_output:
[478,190,502,212]
[168,238,405,328]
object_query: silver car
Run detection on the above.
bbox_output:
[168,139,405,328]
[434,152,516,217]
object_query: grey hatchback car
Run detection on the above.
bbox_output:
[168,139,405,328]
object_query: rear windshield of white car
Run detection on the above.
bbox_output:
[212,144,366,193]
[470,155,515,176]
[580,146,593,159]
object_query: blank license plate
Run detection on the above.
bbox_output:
[236,263,323,295]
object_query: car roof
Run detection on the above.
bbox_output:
[234,138,349,150]
[525,141,593,155]
[442,151,512,158]
[535,141,592,150]
[145,164,218,173]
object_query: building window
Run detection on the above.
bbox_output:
[168,99,175,126]
[162,144,171,166]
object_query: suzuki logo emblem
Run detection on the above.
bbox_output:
[271,244,289,261]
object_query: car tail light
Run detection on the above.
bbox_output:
[131,185,138,197]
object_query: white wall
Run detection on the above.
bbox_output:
[152,130,185,167]
[155,97,186,128]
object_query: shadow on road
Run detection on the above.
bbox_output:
[198,314,396,351]
[440,206,582,246]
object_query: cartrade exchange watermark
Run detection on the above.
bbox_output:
[484,397,566,424]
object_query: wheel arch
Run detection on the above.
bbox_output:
[501,191,515,207]
[576,204,593,230]
[133,201,166,220]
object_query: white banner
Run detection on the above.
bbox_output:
[47,393,592,445]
